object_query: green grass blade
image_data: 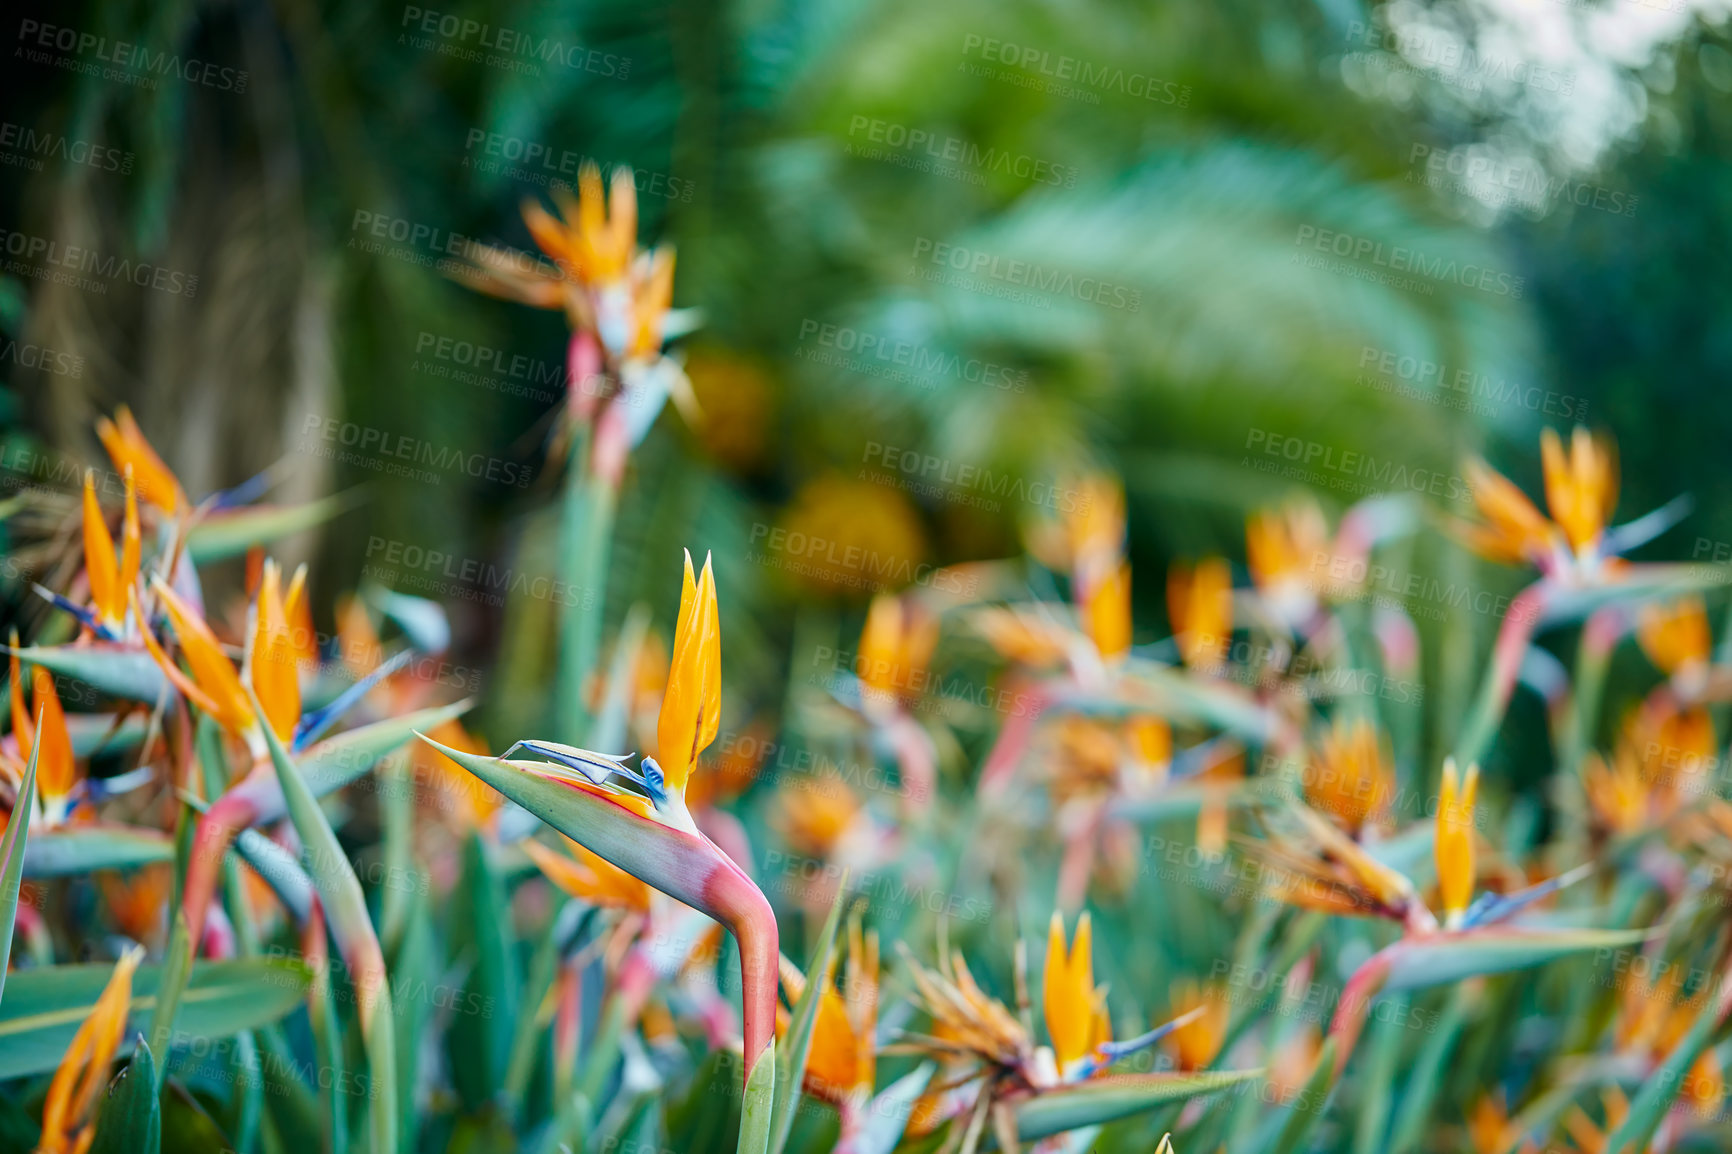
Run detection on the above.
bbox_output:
[770,875,849,1154]
[90,1037,161,1154]
[738,1035,777,1154]
[251,687,397,1154]
[145,912,192,1094]
[0,736,39,1006]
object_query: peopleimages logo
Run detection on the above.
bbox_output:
[298,416,534,489]
[910,238,1140,312]
[846,116,1077,188]
[1243,427,1476,505]
[0,228,199,298]
[959,35,1191,106]
[1293,224,1523,299]
[16,19,249,92]
[398,7,628,78]
[461,131,692,201]
[0,122,133,174]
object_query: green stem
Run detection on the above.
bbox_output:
[555,432,620,744]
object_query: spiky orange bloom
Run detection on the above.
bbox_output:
[99,865,172,943]
[252,560,308,742]
[95,406,185,513]
[1462,427,1617,570]
[523,833,652,913]
[1080,560,1132,663]
[774,781,862,859]
[1638,596,1711,682]
[139,579,257,741]
[38,945,143,1154]
[1246,499,1330,617]
[1163,980,1228,1071]
[1304,717,1394,835]
[1255,802,1431,928]
[81,468,140,634]
[532,163,639,286]
[655,552,720,796]
[899,941,1032,1071]
[1035,474,1124,595]
[1541,427,1618,553]
[782,917,880,1105]
[1461,459,1558,567]
[1582,750,1647,837]
[10,654,77,823]
[856,593,939,711]
[1435,759,1479,927]
[1166,557,1231,670]
[1043,912,1108,1072]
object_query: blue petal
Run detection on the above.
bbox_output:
[292,649,414,750]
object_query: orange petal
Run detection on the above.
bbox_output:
[1435,759,1478,924]
[251,560,303,742]
[1043,911,1097,1069]
[81,472,122,629]
[40,946,143,1154]
[96,406,183,513]
[29,668,76,808]
[151,578,256,737]
[655,551,721,796]
[1084,561,1132,663]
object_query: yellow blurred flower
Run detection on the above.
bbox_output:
[856,593,939,715]
[1303,717,1394,835]
[1167,557,1232,670]
[1163,979,1229,1071]
[772,475,927,597]
[1638,596,1711,696]
[1435,759,1479,928]
[685,347,775,473]
[773,780,863,859]
[1246,498,1331,625]
[1043,912,1109,1074]
[1461,427,1617,576]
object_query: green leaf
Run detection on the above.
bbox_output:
[770,877,849,1154]
[252,687,398,1154]
[738,1036,777,1154]
[1012,1069,1263,1141]
[0,958,313,1080]
[1388,986,1472,1154]
[184,495,356,562]
[295,700,473,797]
[91,1037,161,1154]
[5,644,167,704]
[22,825,175,877]
[0,736,38,1005]
[446,831,518,1110]
[145,913,193,1094]
[1379,928,1650,992]
[504,904,563,1121]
